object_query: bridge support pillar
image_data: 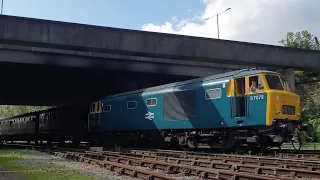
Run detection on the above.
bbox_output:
[283,68,295,92]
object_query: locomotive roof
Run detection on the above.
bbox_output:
[103,69,279,99]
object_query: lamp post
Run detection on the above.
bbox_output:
[1,0,3,15]
[205,8,231,39]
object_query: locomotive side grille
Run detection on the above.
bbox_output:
[163,90,196,120]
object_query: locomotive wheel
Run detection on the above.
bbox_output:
[180,145,190,151]
[71,138,81,146]
[187,137,198,149]
[221,132,237,152]
[260,135,273,153]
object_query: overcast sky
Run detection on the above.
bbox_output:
[142,0,319,46]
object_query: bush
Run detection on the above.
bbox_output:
[301,99,320,142]
[0,105,51,119]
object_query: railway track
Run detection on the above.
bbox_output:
[51,151,296,180]
[128,148,320,161]
[128,149,320,168]
[98,150,320,179]
[3,143,320,179]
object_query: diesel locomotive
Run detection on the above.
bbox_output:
[88,69,301,151]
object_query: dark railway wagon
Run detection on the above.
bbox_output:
[0,112,37,142]
[0,104,89,144]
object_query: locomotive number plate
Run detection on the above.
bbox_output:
[250,94,264,101]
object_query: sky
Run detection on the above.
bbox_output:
[2,0,319,46]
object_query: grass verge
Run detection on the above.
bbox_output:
[0,148,106,180]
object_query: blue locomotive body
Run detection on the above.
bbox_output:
[89,70,267,131]
[88,69,300,150]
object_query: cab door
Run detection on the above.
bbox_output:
[245,75,267,126]
[231,77,247,126]
[88,102,102,132]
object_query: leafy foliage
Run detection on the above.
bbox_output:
[280,30,319,79]
[0,105,52,119]
[280,30,320,50]
[280,30,320,142]
[300,100,320,142]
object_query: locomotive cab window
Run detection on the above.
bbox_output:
[235,77,245,96]
[127,101,137,109]
[146,98,157,106]
[248,75,264,93]
[91,103,96,112]
[90,102,102,113]
[265,75,284,90]
[103,104,111,112]
[97,102,101,112]
[280,76,293,92]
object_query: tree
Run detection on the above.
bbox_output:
[280,30,319,79]
[0,105,51,119]
[300,100,320,142]
[280,30,320,50]
[280,30,320,142]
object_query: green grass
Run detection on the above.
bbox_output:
[280,143,320,150]
[22,172,103,180]
[300,143,320,150]
[0,148,106,180]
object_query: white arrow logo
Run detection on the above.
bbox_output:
[145,111,155,120]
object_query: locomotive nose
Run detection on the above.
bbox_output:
[273,92,300,119]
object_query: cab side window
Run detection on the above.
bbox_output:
[249,76,264,92]
[91,103,95,113]
[236,77,245,95]
[97,102,101,112]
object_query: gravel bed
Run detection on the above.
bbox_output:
[12,149,141,180]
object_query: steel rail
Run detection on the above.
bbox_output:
[97,151,320,179]
[50,151,180,180]
[61,151,293,180]
[103,151,320,170]
[129,150,320,166]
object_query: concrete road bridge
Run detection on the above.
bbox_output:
[0,15,319,105]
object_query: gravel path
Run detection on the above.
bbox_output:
[13,149,141,180]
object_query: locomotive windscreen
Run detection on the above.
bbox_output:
[163,90,196,120]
